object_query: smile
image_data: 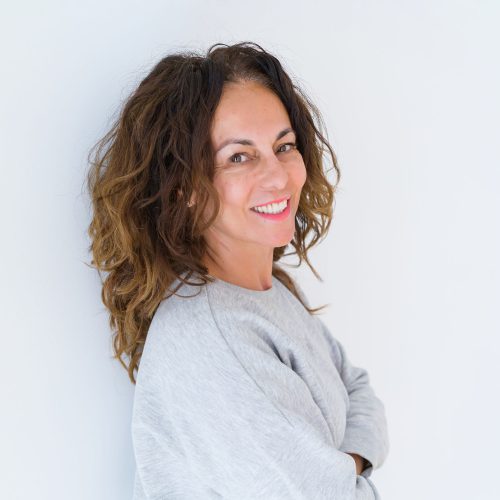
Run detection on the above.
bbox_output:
[251,198,288,214]
[250,198,291,221]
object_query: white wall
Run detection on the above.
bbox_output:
[1,1,498,499]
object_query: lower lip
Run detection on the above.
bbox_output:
[250,199,291,221]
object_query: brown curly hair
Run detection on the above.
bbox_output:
[86,41,341,384]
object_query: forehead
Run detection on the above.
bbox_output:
[211,81,291,145]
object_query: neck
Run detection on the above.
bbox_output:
[201,247,274,291]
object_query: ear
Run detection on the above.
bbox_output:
[177,188,196,207]
[188,192,196,207]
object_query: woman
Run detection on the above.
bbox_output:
[86,41,389,499]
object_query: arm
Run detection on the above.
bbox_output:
[131,311,382,499]
[291,279,389,478]
[316,318,390,479]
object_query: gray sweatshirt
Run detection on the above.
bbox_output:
[131,272,389,499]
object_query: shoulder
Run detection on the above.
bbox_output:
[137,276,292,383]
[153,280,210,327]
[136,282,219,380]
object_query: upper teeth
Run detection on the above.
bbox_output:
[252,199,288,214]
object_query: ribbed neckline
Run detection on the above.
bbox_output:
[208,273,279,297]
[174,270,281,298]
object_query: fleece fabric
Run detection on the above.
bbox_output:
[131,271,389,499]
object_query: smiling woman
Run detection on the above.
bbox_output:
[85,41,389,499]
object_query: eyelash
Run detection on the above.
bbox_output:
[228,142,297,164]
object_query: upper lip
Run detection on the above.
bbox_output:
[252,195,291,208]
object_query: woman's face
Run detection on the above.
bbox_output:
[204,80,307,256]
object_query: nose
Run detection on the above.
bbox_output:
[257,152,289,190]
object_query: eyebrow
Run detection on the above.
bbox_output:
[214,127,296,154]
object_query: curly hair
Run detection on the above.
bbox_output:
[86,41,341,384]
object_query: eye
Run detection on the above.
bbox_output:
[228,152,252,164]
[277,142,297,153]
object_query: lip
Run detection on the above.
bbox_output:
[251,195,291,209]
[250,197,291,221]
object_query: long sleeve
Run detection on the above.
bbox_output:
[131,303,382,499]
[316,318,390,479]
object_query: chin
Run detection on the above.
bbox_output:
[268,235,294,248]
[246,227,295,249]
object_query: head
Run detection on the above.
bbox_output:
[86,41,340,383]
[201,79,307,265]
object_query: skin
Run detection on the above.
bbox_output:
[348,453,368,475]
[196,80,307,291]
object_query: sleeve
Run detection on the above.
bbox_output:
[131,312,382,500]
[315,318,390,479]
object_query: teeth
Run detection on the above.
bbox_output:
[252,199,288,214]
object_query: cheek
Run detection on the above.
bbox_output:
[215,177,250,210]
[292,160,307,188]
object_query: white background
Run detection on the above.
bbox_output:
[1,1,499,499]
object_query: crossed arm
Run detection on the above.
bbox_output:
[315,317,390,479]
